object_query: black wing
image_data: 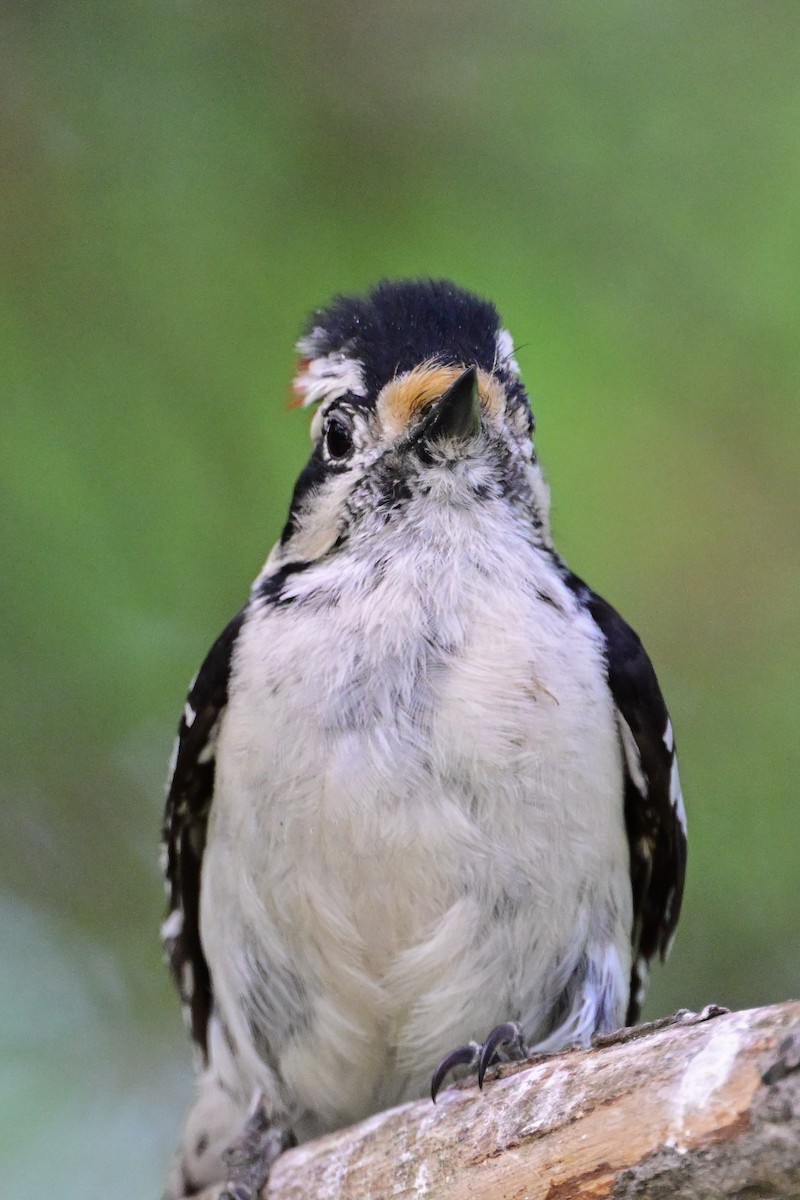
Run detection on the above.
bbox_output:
[565,573,687,1024]
[161,609,246,1059]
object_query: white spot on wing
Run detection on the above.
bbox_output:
[663,718,674,752]
[616,712,647,795]
[161,908,184,942]
[663,885,679,935]
[184,702,196,728]
[670,755,687,833]
[663,926,678,961]
[197,718,220,764]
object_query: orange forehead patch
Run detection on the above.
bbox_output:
[377,364,505,436]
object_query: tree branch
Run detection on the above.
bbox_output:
[261,1001,800,1199]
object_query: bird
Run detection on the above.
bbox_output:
[161,279,687,1199]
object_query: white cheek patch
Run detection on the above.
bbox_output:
[294,332,367,408]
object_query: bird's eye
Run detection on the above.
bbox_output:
[324,417,354,461]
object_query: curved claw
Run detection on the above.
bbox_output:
[477,1021,526,1089]
[430,1041,481,1103]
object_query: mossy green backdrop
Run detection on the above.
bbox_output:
[2,4,798,1196]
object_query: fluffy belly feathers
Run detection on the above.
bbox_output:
[199,558,631,1134]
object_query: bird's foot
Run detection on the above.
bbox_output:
[220,1103,294,1200]
[590,1004,730,1051]
[431,1020,528,1102]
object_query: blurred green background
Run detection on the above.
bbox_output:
[2,3,798,1196]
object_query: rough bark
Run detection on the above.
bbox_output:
[260,1001,800,1199]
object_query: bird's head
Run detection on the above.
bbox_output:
[268,280,552,572]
